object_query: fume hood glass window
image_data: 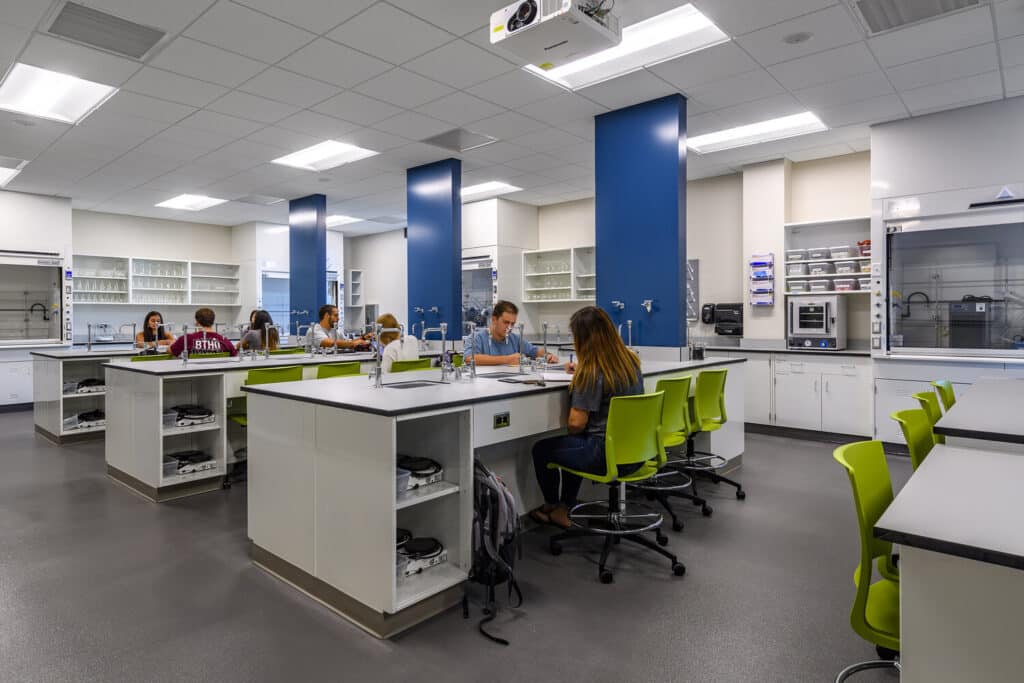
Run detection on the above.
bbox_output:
[887,222,1024,352]
[0,264,62,343]
[462,266,492,329]
[261,271,290,335]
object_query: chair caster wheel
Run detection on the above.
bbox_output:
[876,645,899,661]
[656,533,669,546]
[736,490,746,500]
[702,505,713,517]
[672,521,684,532]
[599,570,614,584]
[549,541,562,556]
[672,563,686,577]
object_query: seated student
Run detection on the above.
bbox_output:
[135,310,175,351]
[239,310,280,351]
[167,307,237,357]
[463,300,559,366]
[310,304,371,351]
[376,313,420,372]
[529,306,644,529]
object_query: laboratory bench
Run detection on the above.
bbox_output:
[239,357,746,638]
[932,377,1024,451]
[875,444,1024,682]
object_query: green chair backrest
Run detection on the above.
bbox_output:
[912,391,941,425]
[391,358,432,373]
[692,369,728,428]
[890,408,934,470]
[317,362,361,379]
[270,347,305,355]
[832,440,900,652]
[131,353,173,362]
[603,391,666,478]
[931,380,956,412]
[192,352,231,358]
[244,365,303,386]
[655,376,693,438]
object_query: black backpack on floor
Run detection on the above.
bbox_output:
[464,459,522,645]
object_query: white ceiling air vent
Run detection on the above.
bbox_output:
[421,128,498,153]
[48,2,166,60]
[849,0,982,35]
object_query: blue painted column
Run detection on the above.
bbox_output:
[595,94,687,348]
[288,194,327,325]
[407,158,461,339]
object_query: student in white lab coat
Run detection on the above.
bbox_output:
[377,313,420,372]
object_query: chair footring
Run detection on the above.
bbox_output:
[834,659,900,682]
[568,500,664,535]
[628,470,694,492]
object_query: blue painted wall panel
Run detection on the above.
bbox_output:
[407,159,461,339]
[288,194,327,326]
[595,95,686,347]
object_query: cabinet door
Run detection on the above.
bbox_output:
[874,378,935,443]
[821,373,873,436]
[773,371,821,431]
[737,354,772,424]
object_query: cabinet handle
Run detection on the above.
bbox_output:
[814,378,818,393]
[826,379,830,393]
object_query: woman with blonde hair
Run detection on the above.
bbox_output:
[376,313,420,372]
[530,305,644,529]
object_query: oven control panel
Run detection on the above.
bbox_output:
[788,337,841,350]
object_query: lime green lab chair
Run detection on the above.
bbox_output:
[229,365,304,428]
[391,358,432,373]
[890,409,934,471]
[931,380,956,412]
[317,361,361,379]
[682,368,745,500]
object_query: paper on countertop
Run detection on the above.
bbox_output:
[540,371,574,382]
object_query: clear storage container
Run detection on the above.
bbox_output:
[162,409,177,428]
[860,261,872,273]
[787,262,808,276]
[396,467,411,498]
[808,261,835,275]
[830,245,856,259]
[809,279,833,292]
[834,260,858,274]
[786,248,808,261]
[857,277,871,290]
[834,278,858,291]
[789,280,810,293]
[807,247,830,260]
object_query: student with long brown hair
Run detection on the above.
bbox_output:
[530,305,644,529]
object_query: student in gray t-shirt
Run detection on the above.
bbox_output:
[530,306,643,530]
[464,300,559,366]
[239,310,280,351]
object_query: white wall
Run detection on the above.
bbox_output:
[344,228,407,331]
[790,152,871,223]
[0,190,72,257]
[687,174,744,338]
[742,160,790,341]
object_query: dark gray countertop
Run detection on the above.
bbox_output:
[933,377,1024,444]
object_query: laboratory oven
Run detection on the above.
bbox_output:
[788,295,847,350]
[0,250,72,346]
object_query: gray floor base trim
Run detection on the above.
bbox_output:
[0,402,32,413]
[106,464,223,502]
[745,422,870,445]
[251,543,463,640]
[35,424,104,445]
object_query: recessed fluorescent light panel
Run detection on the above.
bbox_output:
[0,156,27,187]
[461,181,523,201]
[687,112,828,155]
[155,194,228,211]
[0,63,117,124]
[525,4,728,90]
[271,140,378,172]
[326,215,362,227]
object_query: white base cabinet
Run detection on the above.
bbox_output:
[774,354,874,436]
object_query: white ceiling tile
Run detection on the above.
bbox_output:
[207,91,300,124]
[149,124,236,155]
[0,23,29,69]
[372,111,453,140]
[786,142,855,162]
[184,0,315,63]
[276,110,362,140]
[556,118,595,140]
[94,91,196,124]
[685,111,728,136]
[899,70,1004,115]
[335,127,410,152]
[245,126,319,151]
[239,67,341,108]
[1002,35,1024,67]
[279,38,392,89]
[538,164,590,182]
[123,67,229,107]
[465,68,567,109]
[139,163,236,190]
[734,5,863,66]
[516,93,607,124]
[105,150,181,177]
[179,110,264,137]
[501,153,563,173]
[354,68,455,108]
[196,139,280,173]
[684,69,785,109]
[150,37,265,88]
[995,0,1024,39]
[559,142,593,166]
[388,0,506,36]
[76,109,169,142]
[577,70,679,110]
[328,4,456,64]
[461,141,534,164]
[233,0,374,33]
[418,92,504,126]
[886,43,999,91]
[0,0,52,29]
[313,91,401,126]
[507,127,585,153]
[815,93,908,127]
[19,33,141,86]
[465,111,547,139]
[868,6,995,67]
[768,42,879,90]
[647,41,759,91]
[712,93,807,127]
[0,111,70,159]
[403,39,514,89]
[1006,64,1024,95]
[134,137,211,163]
[794,70,893,110]
[84,0,215,35]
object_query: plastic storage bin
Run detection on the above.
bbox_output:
[809,279,833,292]
[858,240,872,256]
[162,409,178,428]
[857,277,871,290]
[396,554,409,581]
[808,261,835,275]
[789,280,810,293]
[834,260,858,274]
[860,261,872,273]
[830,245,856,258]
[786,248,808,261]
[787,262,809,276]
[396,467,411,498]
[807,247,830,260]
[834,278,859,291]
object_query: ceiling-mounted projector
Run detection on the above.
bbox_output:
[490,0,621,70]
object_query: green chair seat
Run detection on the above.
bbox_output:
[891,408,935,470]
[317,362,361,379]
[391,358,432,373]
[864,575,900,639]
[270,347,304,355]
[662,432,687,448]
[931,380,956,412]
[229,415,248,427]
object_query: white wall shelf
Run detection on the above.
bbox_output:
[784,256,871,265]
[522,246,597,303]
[395,481,460,510]
[163,422,220,437]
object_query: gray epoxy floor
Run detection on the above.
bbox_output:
[0,410,909,683]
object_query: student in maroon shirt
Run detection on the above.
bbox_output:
[168,307,237,357]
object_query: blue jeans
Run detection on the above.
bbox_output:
[531,434,606,506]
